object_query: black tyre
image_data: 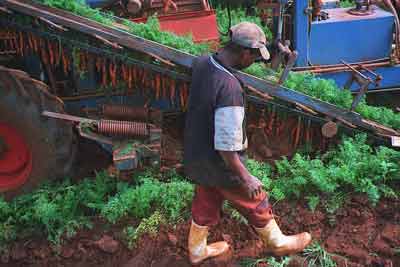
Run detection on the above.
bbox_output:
[0,66,77,198]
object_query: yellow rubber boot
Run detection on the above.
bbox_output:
[188,220,229,265]
[255,219,312,256]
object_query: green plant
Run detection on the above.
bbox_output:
[246,159,273,189]
[216,7,273,44]
[307,195,320,212]
[123,211,165,249]
[240,256,291,267]
[242,136,399,213]
[303,242,337,267]
[340,0,355,8]
[223,202,248,225]
[101,170,194,224]
[284,73,400,130]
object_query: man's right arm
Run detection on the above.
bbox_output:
[219,151,263,199]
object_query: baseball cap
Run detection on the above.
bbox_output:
[230,22,270,61]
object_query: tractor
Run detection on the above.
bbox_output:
[1,0,399,198]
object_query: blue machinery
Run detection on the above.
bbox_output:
[291,0,400,92]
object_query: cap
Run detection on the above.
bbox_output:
[230,22,270,61]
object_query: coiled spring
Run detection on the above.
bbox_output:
[97,120,149,137]
[102,104,148,122]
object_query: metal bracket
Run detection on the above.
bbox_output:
[42,110,162,171]
[271,40,298,85]
[341,60,382,112]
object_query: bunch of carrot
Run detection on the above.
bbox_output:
[1,28,191,109]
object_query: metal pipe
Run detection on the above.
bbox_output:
[383,0,400,58]
[293,58,391,71]
[299,60,400,74]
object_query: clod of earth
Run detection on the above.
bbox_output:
[94,235,120,254]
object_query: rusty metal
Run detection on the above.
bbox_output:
[42,111,97,124]
[293,58,390,71]
[348,0,374,16]
[341,60,373,111]
[102,104,149,121]
[97,120,149,137]
[300,60,399,74]
[102,104,162,124]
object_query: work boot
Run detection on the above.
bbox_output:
[255,219,312,256]
[188,220,229,265]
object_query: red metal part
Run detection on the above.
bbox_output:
[0,122,32,191]
[131,10,219,44]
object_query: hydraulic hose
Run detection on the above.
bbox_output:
[383,0,400,58]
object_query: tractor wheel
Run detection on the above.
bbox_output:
[0,66,77,198]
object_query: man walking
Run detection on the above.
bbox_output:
[184,22,312,265]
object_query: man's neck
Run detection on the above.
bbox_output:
[214,49,238,69]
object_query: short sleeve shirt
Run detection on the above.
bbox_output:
[183,54,247,188]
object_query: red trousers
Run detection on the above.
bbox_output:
[191,185,273,228]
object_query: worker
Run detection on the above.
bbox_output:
[184,22,312,265]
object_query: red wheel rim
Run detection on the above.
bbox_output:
[0,122,32,191]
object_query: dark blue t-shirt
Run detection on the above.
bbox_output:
[184,55,247,188]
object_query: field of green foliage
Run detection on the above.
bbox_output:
[2,2,398,266]
[1,134,398,253]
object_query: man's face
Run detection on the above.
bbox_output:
[236,48,261,70]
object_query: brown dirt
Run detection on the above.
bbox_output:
[2,111,398,267]
[1,195,398,267]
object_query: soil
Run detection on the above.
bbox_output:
[2,116,399,267]
[1,195,398,267]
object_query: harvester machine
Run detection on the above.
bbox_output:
[0,0,399,197]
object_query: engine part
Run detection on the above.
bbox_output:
[97,120,149,137]
[103,104,148,121]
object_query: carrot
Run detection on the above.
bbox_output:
[41,46,49,65]
[141,68,146,86]
[132,66,137,90]
[33,35,38,53]
[268,109,275,133]
[128,65,133,91]
[294,117,302,149]
[170,77,176,103]
[122,64,128,82]
[108,61,113,86]
[95,56,102,72]
[27,33,33,51]
[161,76,171,98]
[18,32,24,56]
[180,83,185,109]
[110,61,117,87]
[182,81,187,109]
[61,48,68,74]
[48,40,54,66]
[155,74,161,100]
[102,59,108,86]
[79,52,85,71]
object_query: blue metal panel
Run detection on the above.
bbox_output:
[317,64,400,91]
[309,6,394,65]
[84,0,113,8]
[321,0,339,9]
[294,0,309,66]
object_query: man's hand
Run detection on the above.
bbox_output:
[241,175,263,199]
[218,151,264,199]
